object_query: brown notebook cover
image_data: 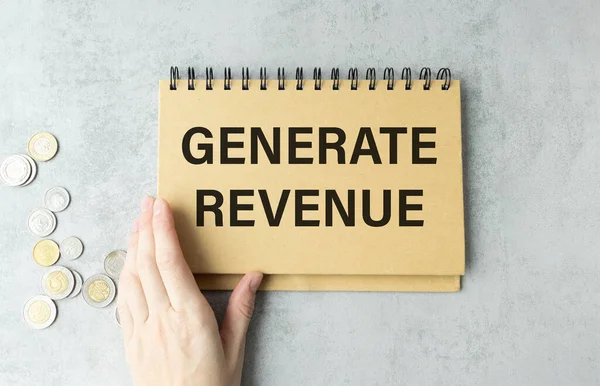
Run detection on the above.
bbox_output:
[158,71,464,291]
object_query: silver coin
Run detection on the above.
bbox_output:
[60,236,84,260]
[23,295,57,329]
[104,250,126,280]
[68,270,83,298]
[28,208,57,237]
[115,308,121,327]
[41,266,75,300]
[82,274,116,308]
[44,186,70,212]
[20,154,37,186]
[0,155,31,186]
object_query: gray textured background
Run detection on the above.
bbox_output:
[1,0,599,385]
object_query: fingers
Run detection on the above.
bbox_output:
[119,218,148,325]
[220,272,263,370]
[152,198,204,311]
[136,196,170,313]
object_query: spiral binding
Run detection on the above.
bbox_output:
[169,66,452,91]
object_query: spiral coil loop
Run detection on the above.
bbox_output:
[277,67,285,90]
[170,66,452,91]
[331,68,340,90]
[170,66,180,90]
[348,68,359,90]
[205,67,213,90]
[242,67,249,90]
[260,67,267,90]
[366,68,376,90]
[419,67,431,90]
[383,67,394,90]
[436,68,451,90]
[187,67,195,90]
[401,67,412,90]
[313,67,322,90]
[224,67,232,90]
[296,67,303,90]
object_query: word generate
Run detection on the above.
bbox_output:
[182,126,437,165]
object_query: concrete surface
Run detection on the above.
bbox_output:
[1,0,599,385]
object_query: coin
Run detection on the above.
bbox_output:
[60,236,83,260]
[104,250,126,280]
[23,295,57,329]
[44,187,70,212]
[32,239,60,266]
[21,154,37,186]
[28,208,57,237]
[27,132,59,162]
[41,266,75,300]
[68,270,83,298]
[115,308,121,327]
[0,155,31,186]
[82,274,116,308]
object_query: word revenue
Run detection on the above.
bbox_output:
[182,126,437,165]
[197,189,425,228]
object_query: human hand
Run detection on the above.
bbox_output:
[118,196,263,386]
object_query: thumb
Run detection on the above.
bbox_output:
[220,272,263,369]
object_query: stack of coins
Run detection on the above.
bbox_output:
[0,132,58,187]
[0,154,37,187]
[14,132,123,328]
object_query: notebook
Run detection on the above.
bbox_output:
[158,66,464,291]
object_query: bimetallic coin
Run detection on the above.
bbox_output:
[0,155,31,186]
[83,274,116,308]
[23,295,57,329]
[44,187,70,212]
[32,239,60,267]
[60,236,84,260]
[21,154,37,186]
[115,308,121,327]
[104,250,126,280]
[27,132,59,162]
[68,270,83,298]
[41,266,75,300]
[28,208,57,237]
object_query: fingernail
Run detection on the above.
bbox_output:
[249,273,263,293]
[141,196,153,213]
[153,198,164,216]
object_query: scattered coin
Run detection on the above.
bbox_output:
[60,236,83,260]
[21,154,37,186]
[104,250,126,280]
[0,155,31,186]
[115,308,121,327]
[68,270,83,298]
[41,266,75,300]
[23,295,57,329]
[44,186,70,212]
[32,239,60,266]
[28,208,57,237]
[83,274,116,308]
[27,132,59,162]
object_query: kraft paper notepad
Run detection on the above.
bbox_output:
[158,66,464,291]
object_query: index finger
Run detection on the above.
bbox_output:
[152,198,205,311]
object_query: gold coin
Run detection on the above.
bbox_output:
[88,280,110,302]
[23,295,57,329]
[28,300,51,324]
[45,271,69,294]
[27,132,58,162]
[33,239,60,266]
